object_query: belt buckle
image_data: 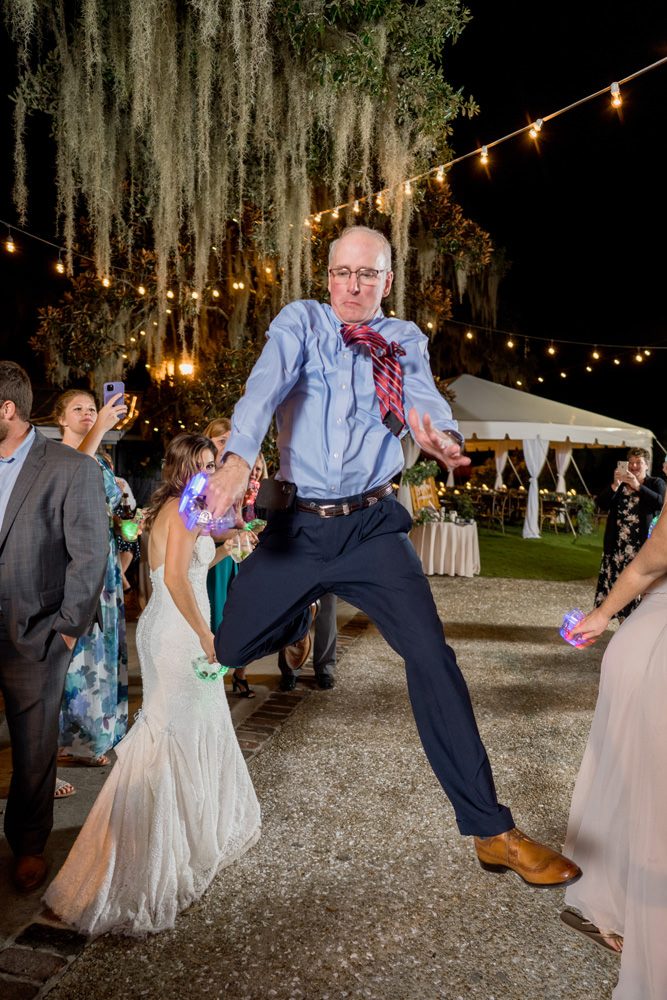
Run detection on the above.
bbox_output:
[366,495,378,506]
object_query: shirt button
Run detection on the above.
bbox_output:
[337,418,342,424]
[341,384,347,389]
[333,452,339,459]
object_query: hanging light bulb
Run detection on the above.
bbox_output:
[480,145,489,164]
[537,376,544,383]
[102,276,111,287]
[610,82,622,108]
[592,350,600,360]
[332,208,340,219]
[635,353,643,362]
[375,193,384,209]
[191,291,198,299]
[404,180,412,196]
[586,366,592,372]
[353,200,360,213]
[6,230,15,253]
[212,288,220,297]
[436,165,444,181]
[315,214,322,223]
[507,339,514,348]
[138,283,146,295]
[516,380,523,387]
[644,349,651,356]
[304,217,311,226]
[547,342,556,355]
[613,358,620,365]
[529,119,543,139]
[465,331,474,340]
[56,251,65,274]
[166,289,174,299]
[560,372,567,378]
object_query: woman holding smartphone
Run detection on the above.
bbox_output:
[50,389,128,790]
[593,447,665,621]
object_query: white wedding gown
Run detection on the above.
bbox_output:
[44,536,261,938]
[564,579,667,999]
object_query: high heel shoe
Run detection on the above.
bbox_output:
[232,671,256,698]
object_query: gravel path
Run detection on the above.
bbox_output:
[43,576,619,1000]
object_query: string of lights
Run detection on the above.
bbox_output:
[3,51,667,388]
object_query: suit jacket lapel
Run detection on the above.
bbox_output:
[0,431,48,552]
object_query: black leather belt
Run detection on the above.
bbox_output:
[296,481,394,518]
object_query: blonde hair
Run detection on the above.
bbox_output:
[51,389,96,437]
[204,416,231,439]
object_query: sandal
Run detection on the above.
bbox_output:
[560,909,623,955]
[54,779,76,798]
[232,671,256,698]
[57,754,110,767]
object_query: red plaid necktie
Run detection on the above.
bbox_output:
[341,323,406,436]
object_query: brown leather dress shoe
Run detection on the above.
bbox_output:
[473,828,581,888]
[281,602,319,671]
[14,854,49,893]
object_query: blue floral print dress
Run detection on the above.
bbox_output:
[58,457,128,759]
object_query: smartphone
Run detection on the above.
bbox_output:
[617,461,629,473]
[103,381,125,406]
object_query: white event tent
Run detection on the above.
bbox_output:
[443,374,655,538]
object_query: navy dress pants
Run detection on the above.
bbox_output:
[215,495,514,837]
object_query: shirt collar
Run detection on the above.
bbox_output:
[0,425,35,465]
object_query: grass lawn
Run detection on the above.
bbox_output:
[478,524,604,580]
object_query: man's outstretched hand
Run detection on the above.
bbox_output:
[204,454,251,518]
[407,409,471,471]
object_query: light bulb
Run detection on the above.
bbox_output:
[547,344,556,355]
[466,331,473,340]
[56,258,65,274]
[635,353,643,362]
[6,233,15,253]
[332,209,339,219]
[480,145,489,164]
[611,82,622,108]
[212,289,220,297]
[191,291,198,299]
[507,339,514,348]
[315,214,322,223]
[538,376,544,383]
[102,277,110,287]
[138,284,146,295]
[404,181,412,196]
[644,349,651,356]
[586,366,592,372]
[560,372,567,378]
[167,289,174,299]
[354,200,360,213]
[592,350,600,360]
[529,118,543,139]
[436,165,444,181]
[613,358,620,365]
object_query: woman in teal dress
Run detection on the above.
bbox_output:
[53,390,129,788]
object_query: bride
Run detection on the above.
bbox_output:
[44,433,261,937]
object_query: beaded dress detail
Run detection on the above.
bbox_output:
[44,536,260,937]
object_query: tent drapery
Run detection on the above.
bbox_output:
[522,437,550,538]
[555,444,573,494]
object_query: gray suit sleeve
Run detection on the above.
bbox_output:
[51,455,110,637]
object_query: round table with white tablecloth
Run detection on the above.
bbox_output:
[409,521,480,577]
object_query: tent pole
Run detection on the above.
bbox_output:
[570,454,592,496]
[507,455,524,487]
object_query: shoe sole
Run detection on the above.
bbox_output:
[478,859,582,888]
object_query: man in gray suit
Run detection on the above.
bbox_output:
[0,362,108,891]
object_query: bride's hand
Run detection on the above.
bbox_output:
[200,631,217,664]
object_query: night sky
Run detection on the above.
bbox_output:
[1,2,667,440]
[444,1,667,441]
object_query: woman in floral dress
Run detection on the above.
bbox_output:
[53,390,129,789]
[594,447,665,621]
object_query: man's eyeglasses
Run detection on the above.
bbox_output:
[328,267,387,286]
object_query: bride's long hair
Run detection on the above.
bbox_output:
[143,432,216,532]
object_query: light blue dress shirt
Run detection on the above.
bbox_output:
[226,301,462,500]
[0,425,35,530]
